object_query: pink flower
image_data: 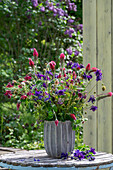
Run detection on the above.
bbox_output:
[27,91,34,96]
[6,82,13,88]
[108,92,113,96]
[20,95,27,100]
[29,58,34,67]
[17,103,20,110]
[4,90,12,98]
[18,85,22,89]
[64,73,66,77]
[51,61,56,66]
[91,67,98,71]
[58,73,61,78]
[60,53,65,60]
[49,61,56,71]
[24,75,32,81]
[70,114,76,120]
[86,63,91,71]
[73,71,77,79]
[33,48,38,58]
[55,119,59,126]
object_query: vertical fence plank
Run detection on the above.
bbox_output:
[97,0,112,153]
[112,0,113,154]
[83,0,97,149]
[83,0,112,153]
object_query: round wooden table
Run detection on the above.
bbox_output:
[0,149,113,169]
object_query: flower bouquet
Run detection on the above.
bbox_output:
[4,48,113,158]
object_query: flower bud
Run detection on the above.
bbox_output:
[70,114,76,120]
[55,119,59,126]
[102,85,106,91]
[60,53,65,60]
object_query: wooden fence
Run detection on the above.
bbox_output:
[83,0,113,153]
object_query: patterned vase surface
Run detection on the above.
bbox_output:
[44,121,75,158]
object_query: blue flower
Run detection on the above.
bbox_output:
[90,106,97,112]
[88,95,95,103]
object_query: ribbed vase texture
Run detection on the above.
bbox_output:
[44,121,75,158]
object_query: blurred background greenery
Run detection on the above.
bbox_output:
[0,0,82,149]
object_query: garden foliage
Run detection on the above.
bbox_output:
[0,0,82,149]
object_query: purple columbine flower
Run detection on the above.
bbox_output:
[89,148,96,154]
[58,90,65,95]
[44,94,50,102]
[87,74,92,81]
[66,48,72,55]
[46,71,53,76]
[72,63,80,69]
[74,50,79,56]
[88,95,95,103]
[80,64,84,68]
[61,153,68,159]
[35,91,42,96]
[95,69,102,81]
[67,61,73,67]
[40,6,45,12]
[90,105,98,112]
[43,83,47,88]
[74,149,85,160]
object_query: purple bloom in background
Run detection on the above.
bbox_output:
[74,50,79,56]
[88,95,95,103]
[95,69,102,81]
[68,18,74,23]
[66,48,72,55]
[31,0,38,7]
[90,106,98,112]
[44,94,50,102]
[57,98,63,105]
[40,7,45,12]
[56,3,60,7]
[39,21,42,26]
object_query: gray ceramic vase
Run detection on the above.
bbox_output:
[44,121,75,158]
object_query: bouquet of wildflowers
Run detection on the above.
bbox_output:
[4,48,113,129]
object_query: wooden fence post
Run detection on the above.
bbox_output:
[83,0,112,153]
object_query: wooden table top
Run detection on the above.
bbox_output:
[0,149,113,169]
